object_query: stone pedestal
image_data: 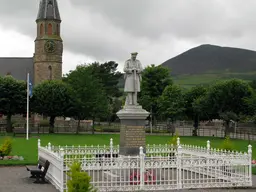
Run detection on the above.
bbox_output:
[116,105,149,156]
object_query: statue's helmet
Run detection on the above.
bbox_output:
[131,52,138,56]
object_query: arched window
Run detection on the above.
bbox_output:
[40,23,44,36]
[48,66,52,80]
[56,24,60,35]
[48,23,52,35]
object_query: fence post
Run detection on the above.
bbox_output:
[38,139,41,161]
[177,137,180,146]
[248,145,252,186]
[139,146,145,190]
[110,138,114,187]
[177,145,182,189]
[207,140,210,154]
[206,140,210,177]
[38,139,41,148]
[110,138,113,163]
[60,148,64,192]
[47,142,52,151]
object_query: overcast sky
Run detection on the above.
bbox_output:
[1,0,256,74]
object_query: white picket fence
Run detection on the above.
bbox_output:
[38,138,252,191]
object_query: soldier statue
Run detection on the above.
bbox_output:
[123,52,143,106]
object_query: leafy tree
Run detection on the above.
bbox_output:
[86,61,123,124]
[139,65,172,124]
[184,85,208,136]
[249,80,256,90]
[89,61,122,98]
[194,79,253,137]
[31,80,75,133]
[64,65,109,134]
[106,98,122,123]
[243,91,256,123]
[0,76,26,132]
[158,85,185,134]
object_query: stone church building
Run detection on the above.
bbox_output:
[0,0,63,85]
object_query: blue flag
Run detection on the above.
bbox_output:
[27,73,33,97]
[29,80,33,97]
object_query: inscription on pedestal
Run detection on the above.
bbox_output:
[119,125,146,156]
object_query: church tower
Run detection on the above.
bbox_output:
[34,0,63,85]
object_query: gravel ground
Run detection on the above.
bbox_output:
[0,166,255,192]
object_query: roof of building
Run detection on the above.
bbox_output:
[37,0,61,21]
[0,57,34,82]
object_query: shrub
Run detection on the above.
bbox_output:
[66,161,97,192]
[0,137,12,157]
[219,136,234,151]
[169,132,179,147]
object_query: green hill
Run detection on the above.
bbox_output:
[162,44,256,88]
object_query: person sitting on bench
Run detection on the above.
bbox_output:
[26,158,50,184]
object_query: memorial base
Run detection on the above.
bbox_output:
[116,105,149,156]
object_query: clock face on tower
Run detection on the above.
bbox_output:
[44,40,56,53]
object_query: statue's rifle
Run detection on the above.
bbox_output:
[133,68,137,105]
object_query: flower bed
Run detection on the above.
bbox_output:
[130,170,156,185]
[0,155,24,161]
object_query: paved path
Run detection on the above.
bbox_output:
[0,166,58,192]
[0,166,256,192]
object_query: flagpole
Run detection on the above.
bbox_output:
[26,73,29,140]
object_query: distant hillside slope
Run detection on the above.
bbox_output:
[162,44,256,75]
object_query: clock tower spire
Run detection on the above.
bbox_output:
[34,0,63,85]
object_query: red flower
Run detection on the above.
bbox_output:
[130,170,156,185]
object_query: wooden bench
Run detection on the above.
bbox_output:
[13,127,30,137]
[26,157,50,184]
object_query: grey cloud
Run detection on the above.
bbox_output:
[0,0,37,15]
[1,0,256,68]
[70,0,256,40]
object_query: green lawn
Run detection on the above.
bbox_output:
[0,134,255,167]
